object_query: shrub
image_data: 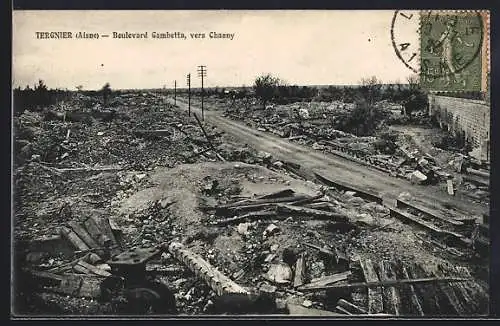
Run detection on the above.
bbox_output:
[335,99,388,136]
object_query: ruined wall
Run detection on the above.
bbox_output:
[428,94,490,161]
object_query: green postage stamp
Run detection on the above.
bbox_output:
[393,10,489,92]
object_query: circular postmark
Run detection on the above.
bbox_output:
[391,10,483,79]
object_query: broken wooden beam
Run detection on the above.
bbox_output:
[256,189,295,200]
[167,242,248,296]
[337,299,368,314]
[395,199,464,227]
[379,261,401,315]
[67,221,100,249]
[463,174,489,187]
[466,167,489,179]
[293,252,306,288]
[335,306,353,315]
[212,210,277,226]
[277,204,349,223]
[290,193,325,206]
[218,195,311,210]
[389,207,467,246]
[303,202,333,210]
[60,226,90,252]
[360,259,384,314]
[216,199,306,216]
[297,271,351,291]
[314,172,383,204]
[74,260,112,277]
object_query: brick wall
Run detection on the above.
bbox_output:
[428,94,490,161]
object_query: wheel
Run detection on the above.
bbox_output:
[125,281,177,314]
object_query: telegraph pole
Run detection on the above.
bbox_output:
[197,65,207,120]
[187,73,191,116]
[174,80,177,106]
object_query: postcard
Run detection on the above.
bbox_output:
[12,10,491,318]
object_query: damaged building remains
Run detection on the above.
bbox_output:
[12,82,490,316]
[12,9,491,319]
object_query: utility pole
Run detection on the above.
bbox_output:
[197,65,207,120]
[186,73,191,116]
[174,80,177,106]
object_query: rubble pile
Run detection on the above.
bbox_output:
[219,98,490,203]
[13,92,489,316]
[16,180,488,316]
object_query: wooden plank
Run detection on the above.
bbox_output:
[298,271,351,291]
[379,261,401,315]
[360,259,383,314]
[73,261,93,275]
[400,265,424,316]
[290,193,325,206]
[77,260,112,277]
[212,210,277,226]
[314,172,383,204]
[389,208,467,245]
[396,199,464,227]
[293,253,306,288]
[218,195,310,209]
[337,299,368,314]
[256,189,295,200]
[466,168,489,178]
[60,226,90,251]
[67,221,100,249]
[335,306,353,315]
[277,204,349,223]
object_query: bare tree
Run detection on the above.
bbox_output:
[254,73,281,109]
[406,74,420,91]
[359,76,382,105]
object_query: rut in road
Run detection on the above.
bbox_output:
[172,98,487,218]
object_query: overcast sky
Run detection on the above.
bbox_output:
[13,10,419,90]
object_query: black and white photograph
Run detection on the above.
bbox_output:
[11,9,491,317]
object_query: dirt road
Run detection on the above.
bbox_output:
[171,98,487,218]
